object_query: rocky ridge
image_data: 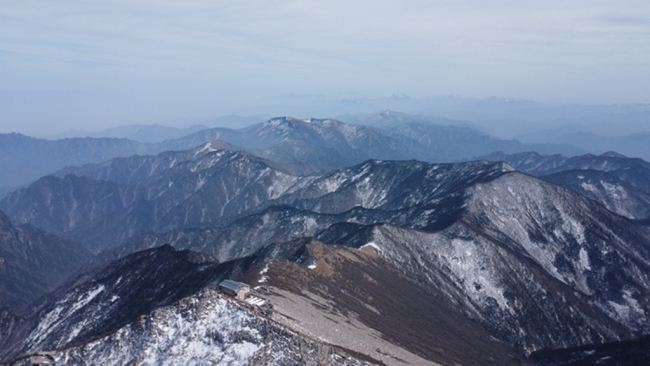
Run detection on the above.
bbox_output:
[0,246,376,366]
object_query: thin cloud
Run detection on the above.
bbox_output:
[0,0,649,134]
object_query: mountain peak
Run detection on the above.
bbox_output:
[601,151,627,158]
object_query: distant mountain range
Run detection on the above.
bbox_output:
[517,131,650,162]
[0,149,513,251]
[0,133,151,198]
[45,115,268,142]
[0,113,586,198]
[218,94,650,138]
[45,124,210,142]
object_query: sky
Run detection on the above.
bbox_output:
[1,0,649,136]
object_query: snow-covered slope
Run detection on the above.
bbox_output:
[52,288,373,366]
[1,245,223,360]
[1,248,375,366]
[278,159,513,214]
[483,151,650,195]
[481,151,650,221]
[541,169,650,220]
[313,172,650,352]
[463,173,650,329]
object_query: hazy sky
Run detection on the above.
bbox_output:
[1,0,649,136]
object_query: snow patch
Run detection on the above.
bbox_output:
[447,238,511,313]
[195,176,208,191]
[360,242,382,253]
[580,182,599,194]
[54,292,272,366]
[258,264,269,283]
[68,285,106,314]
[201,142,217,153]
[579,248,591,271]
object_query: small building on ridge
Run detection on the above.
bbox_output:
[219,279,250,300]
[30,352,56,365]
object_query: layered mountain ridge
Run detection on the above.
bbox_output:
[4,145,648,359]
[0,149,514,252]
[0,210,92,310]
[0,114,584,198]
[2,119,650,364]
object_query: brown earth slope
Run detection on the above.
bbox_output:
[240,240,524,366]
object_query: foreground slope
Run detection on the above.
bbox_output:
[1,245,223,360]
[0,240,504,366]
[49,288,375,366]
[0,247,377,366]
[240,240,522,365]
[1,238,525,366]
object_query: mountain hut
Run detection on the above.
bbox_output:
[30,354,55,365]
[219,279,250,300]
